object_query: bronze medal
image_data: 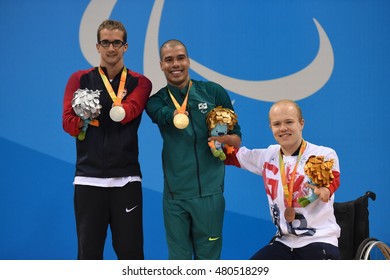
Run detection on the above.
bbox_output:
[284,207,295,223]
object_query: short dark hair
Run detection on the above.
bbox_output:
[159,39,188,60]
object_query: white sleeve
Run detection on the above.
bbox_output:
[236,146,265,176]
[327,148,340,173]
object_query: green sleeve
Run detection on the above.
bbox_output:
[145,92,175,127]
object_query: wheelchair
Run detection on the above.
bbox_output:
[334,191,390,260]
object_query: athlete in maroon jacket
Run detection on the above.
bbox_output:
[62,19,151,260]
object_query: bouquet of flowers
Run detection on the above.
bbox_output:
[304,155,334,187]
[206,106,238,160]
[72,88,102,140]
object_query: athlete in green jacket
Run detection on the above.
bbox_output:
[146,39,241,259]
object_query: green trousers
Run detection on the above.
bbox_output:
[163,193,225,259]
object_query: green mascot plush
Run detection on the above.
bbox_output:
[206,106,238,160]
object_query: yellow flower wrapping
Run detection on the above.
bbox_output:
[304,155,334,187]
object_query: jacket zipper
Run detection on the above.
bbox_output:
[188,105,202,197]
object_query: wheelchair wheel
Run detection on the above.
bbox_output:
[355,237,390,260]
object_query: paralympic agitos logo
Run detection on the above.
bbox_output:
[79,0,334,102]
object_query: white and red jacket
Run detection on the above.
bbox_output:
[226,141,341,248]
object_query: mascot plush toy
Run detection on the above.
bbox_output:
[206,106,238,160]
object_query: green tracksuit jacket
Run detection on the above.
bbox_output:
[146,79,241,200]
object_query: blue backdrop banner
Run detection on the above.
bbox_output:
[0,0,389,259]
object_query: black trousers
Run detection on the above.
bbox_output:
[74,181,143,259]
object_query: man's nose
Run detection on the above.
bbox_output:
[172,59,180,66]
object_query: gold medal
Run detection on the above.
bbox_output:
[168,81,192,129]
[284,206,296,223]
[173,113,189,129]
[109,105,126,122]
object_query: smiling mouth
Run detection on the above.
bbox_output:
[170,70,183,77]
[279,133,291,138]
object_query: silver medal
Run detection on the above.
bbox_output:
[109,106,126,122]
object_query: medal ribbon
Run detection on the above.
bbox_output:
[278,140,307,207]
[98,67,127,106]
[167,80,192,114]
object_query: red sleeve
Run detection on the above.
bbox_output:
[224,147,242,167]
[62,70,86,137]
[120,71,152,124]
[328,170,340,197]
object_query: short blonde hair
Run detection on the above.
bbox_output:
[97,19,127,43]
[269,99,303,122]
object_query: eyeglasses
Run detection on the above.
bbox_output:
[98,40,126,48]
